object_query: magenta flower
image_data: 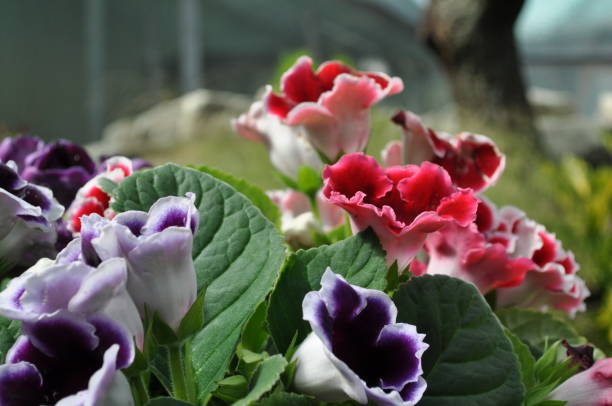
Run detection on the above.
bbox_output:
[0,313,134,406]
[265,56,403,160]
[548,358,612,405]
[387,111,505,193]
[293,269,428,406]
[323,153,478,271]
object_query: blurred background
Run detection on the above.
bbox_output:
[0,0,610,348]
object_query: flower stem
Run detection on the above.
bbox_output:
[168,344,189,402]
[130,374,150,406]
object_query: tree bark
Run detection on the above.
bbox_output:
[423,0,537,138]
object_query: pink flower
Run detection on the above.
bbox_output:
[67,157,136,232]
[388,111,505,192]
[548,358,612,405]
[424,222,534,294]
[477,199,589,316]
[265,56,403,160]
[322,153,478,271]
[232,100,322,179]
[267,189,345,247]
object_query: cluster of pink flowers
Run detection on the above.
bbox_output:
[233,56,589,318]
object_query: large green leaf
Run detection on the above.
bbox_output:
[267,229,388,354]
[497,308,579,354]
[254,392,318,406]
[232,355,288,406]
[393,275,523,406]
[113,164,286,401]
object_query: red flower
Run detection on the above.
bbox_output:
[322,153,478,270]
[265,56,403,160]
[478,199,589,316]
[387,111,505,192]
[67,157,136,232]
[424,222,534,294]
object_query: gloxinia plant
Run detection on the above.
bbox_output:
[322,153,478,270]
[264,56,403,161]
[0,55,606,406]
[0,161,64,273]
[294,269,428,406]
[384,110,505,193]
[0,135,98,207]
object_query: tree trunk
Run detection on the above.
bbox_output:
[423,0,538,139]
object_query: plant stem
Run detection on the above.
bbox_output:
[130,374,150,406]
[168,344,189,402]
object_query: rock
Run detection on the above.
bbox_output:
[88,89,251,157]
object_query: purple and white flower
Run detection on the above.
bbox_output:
[0,256,144,349]
[0,313,134,406]
[0,161,64,272]
[78,194,199,330]
[293,269,428,406]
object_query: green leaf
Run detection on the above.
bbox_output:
[145,397,194,406]
[195,165,281,228]
[393,275,524,406]
[152,313,179,346]
[232,355,288,406]
[254,392,318,406]
[295,166,322,198]
[0,316,20,363]
[112,164,286,401]
[505,328,536,390]
[497,309,579,355]
[267,229,388,354]
[177,290,206,340]
[240,301,269,354]
[213,375,249,403]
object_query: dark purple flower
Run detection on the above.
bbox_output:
[21,139,97,207]
[0,135,44,172]
[0,313,134,406]
[0,161,64,273]
[293,269,428,406]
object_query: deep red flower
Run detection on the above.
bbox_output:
[385,111,505,192]
[323,153,478,270]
